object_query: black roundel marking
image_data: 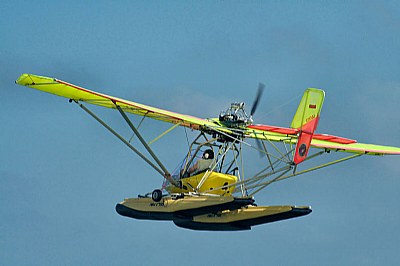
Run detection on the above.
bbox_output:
[299,144,307,157]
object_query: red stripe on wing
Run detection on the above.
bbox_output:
[248,124,298,135]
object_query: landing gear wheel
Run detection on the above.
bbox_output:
[151,189,163,202]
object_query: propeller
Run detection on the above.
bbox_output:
[250,82,265,117]
[250,83,269,160]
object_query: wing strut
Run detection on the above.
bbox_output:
[148,122,182,145]
[246,153,363,195]
[114,104,179,187]
[74,100,172,182]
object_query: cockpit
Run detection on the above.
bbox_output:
[163,133,243,196]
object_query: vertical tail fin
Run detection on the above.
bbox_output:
[291,88,325,165]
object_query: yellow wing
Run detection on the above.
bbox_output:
[247,124,400,155]
[310,138,400,155]
[16,73,218,131]
[16,74,400,156]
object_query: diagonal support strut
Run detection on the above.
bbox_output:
[74,101,165,177]
[114,104,179,187]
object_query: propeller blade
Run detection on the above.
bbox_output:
[250,83,265,116]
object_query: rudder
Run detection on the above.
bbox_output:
[291,88,325,165]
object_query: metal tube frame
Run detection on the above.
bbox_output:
[74,100,366,197]
[74,101,165,178]
[114,104,179,187]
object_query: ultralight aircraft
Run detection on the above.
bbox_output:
[16,74,400,231]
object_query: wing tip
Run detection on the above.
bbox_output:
[15,73,30,86]
[16,73,58,87]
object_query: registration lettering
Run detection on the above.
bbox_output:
[150,202,165,207]
[305,114,316,123]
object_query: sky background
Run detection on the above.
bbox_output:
[1,1,400,265]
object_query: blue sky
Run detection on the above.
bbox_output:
[2,1,400,265]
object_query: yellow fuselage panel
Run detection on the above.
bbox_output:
[166,171,237,196]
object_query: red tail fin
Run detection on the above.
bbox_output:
[291,89,325,165]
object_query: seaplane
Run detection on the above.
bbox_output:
[16,74,400,231]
